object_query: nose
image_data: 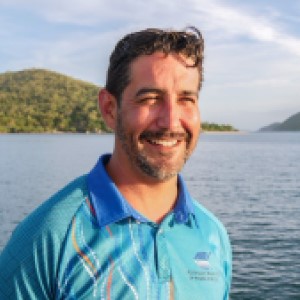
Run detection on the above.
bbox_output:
[156,97,181,130]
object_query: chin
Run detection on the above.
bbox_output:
[137,155,186,181]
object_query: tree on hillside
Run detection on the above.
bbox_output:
[0,69,108,133]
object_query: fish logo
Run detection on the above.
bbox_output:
[194,252,210,268]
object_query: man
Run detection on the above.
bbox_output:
[0,27,232,299]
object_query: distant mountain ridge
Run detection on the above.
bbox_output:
[259,112,300,131]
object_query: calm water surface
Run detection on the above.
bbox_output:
[0,133,299,299]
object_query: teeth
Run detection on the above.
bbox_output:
[149,139,178,147]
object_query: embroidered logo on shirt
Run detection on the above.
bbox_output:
[194,252,210,268]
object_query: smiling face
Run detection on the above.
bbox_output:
[113,52,201,181]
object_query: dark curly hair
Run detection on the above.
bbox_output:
[105,26,204,105]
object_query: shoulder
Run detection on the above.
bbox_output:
[16,175,88,237]
[191,199,225,229]
[191,199,231,249]
[1,175,89,263]
[0,175,89,298]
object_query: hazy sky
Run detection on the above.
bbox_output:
[1,0,299,130]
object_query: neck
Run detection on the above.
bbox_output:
[106,154,179,223]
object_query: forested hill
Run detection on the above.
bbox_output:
[0,69,108,133]
[0,69,237,133]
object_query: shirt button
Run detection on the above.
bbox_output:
[177,213,184,222]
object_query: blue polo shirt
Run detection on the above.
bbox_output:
[0,154,232,299]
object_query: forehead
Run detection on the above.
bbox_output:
[128,52,200,89]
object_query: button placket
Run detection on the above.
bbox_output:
[155,226,171,283]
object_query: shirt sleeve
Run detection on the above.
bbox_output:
[223,228,232,300]
[0,176,87,299]
[0,218,59,299]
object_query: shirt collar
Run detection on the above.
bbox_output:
[87,154,195,227]
[174,175,195,224]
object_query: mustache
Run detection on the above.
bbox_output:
[140,130,190,140]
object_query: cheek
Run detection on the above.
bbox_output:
[122,107,153,132]
[134,106,158,124]
[183,107,201,131]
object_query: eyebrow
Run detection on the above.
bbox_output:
[135,88,164,97]
[180,90,199,97]
[135,88,198,98]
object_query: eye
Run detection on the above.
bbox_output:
[179,96,197,104]
[138,95,160,104]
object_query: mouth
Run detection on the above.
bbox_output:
[147,139,178,147]
[140,131,189,148]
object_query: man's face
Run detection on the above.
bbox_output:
[114,52,201,181]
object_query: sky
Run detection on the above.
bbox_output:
[1,0,299,131]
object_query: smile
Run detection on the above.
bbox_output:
[147,139,179,147]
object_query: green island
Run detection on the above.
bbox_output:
[0,69,237,133]
[201,122,237,132]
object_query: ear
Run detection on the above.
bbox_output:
[98,88,117,130]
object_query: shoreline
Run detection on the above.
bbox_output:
[201,130,249,134]
[1,131,246,135]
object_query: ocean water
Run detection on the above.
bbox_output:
[0,133,299,299]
